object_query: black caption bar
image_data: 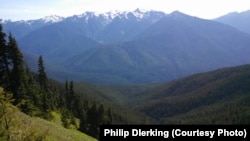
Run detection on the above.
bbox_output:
[100,125,249,141]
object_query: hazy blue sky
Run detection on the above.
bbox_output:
[1,0,250,21]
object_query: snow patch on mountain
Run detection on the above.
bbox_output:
[73,9,165,23]
[41,15,64,23]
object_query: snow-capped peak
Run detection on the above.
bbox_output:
[76,9,159,21]
[132,8,148,19]
[41,15,64,23]
[107,9,149,19]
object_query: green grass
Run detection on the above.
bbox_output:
[6,110,97,141]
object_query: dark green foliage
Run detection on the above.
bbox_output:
[132,64,250,124]
[0,27,40,114]
[37,56,60,112]
[69,81,76,114]
[106,108,113,124]
[0,25,11,91]
[0,28,31,105]
[161,94,250,124]
[80,103,110,138]
[8,33,29,104]
[38,56,48,90]
[86,103,98,137]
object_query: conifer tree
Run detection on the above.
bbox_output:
[63,80,69,108]
[79,100,89,132]
[0,24,11,89]
[86,103,98,137]
[69,81,76,113]
[107,108,113,124]
[8,33,28,104]
[98,104,105,124]
[21,65,40,115]
[37,56,51,111]
[65,79,69,102]
[38,56,48,90]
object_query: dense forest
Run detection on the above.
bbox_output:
[130,64,250,124]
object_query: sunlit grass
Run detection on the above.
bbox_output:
[9,110,97,141]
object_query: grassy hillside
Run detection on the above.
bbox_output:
[1,109,97,141]
[0,87,96,141]
[130,64,250,124]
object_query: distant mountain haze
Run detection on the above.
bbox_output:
[215,10,250,34]
[2,9,250,84]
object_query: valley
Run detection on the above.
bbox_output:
[1,9,250,140]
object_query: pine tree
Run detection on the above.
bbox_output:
[8,33,28,104]
[38,56,48,90]
[21,65,41,115]
[37,56,51,112]
[0,24,6,81]
[86,103,98,137]
[69,81,76,114]
[107,108,113,124]
[98,104,105,124]
[79,100,89,133]
[65,79,69,94]
[0,24,11,89]
[65,79,69,101]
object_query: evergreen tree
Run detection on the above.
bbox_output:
[97,104,105,124]
[65,80,69,108]
[38,56,48,90]
[69,81,76,114]
[79,100,89,133]
[0,24,11,89]
[65,79,69,94]
[21,65,41,115]
[8,33,28,104]
[37,56,51,112]
[86,103,98,137]
[0,27,37,113]
[107,108,113,124]
[0,24,6,82]
[69,81,75,98]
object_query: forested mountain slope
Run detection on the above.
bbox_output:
[130,64,250,124]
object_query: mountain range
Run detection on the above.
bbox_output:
[2,9,250,84]
[1,9,250,139]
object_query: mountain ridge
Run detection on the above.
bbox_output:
[215,10,250,34]
[2,9,250,84]
[66,10,250,84]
